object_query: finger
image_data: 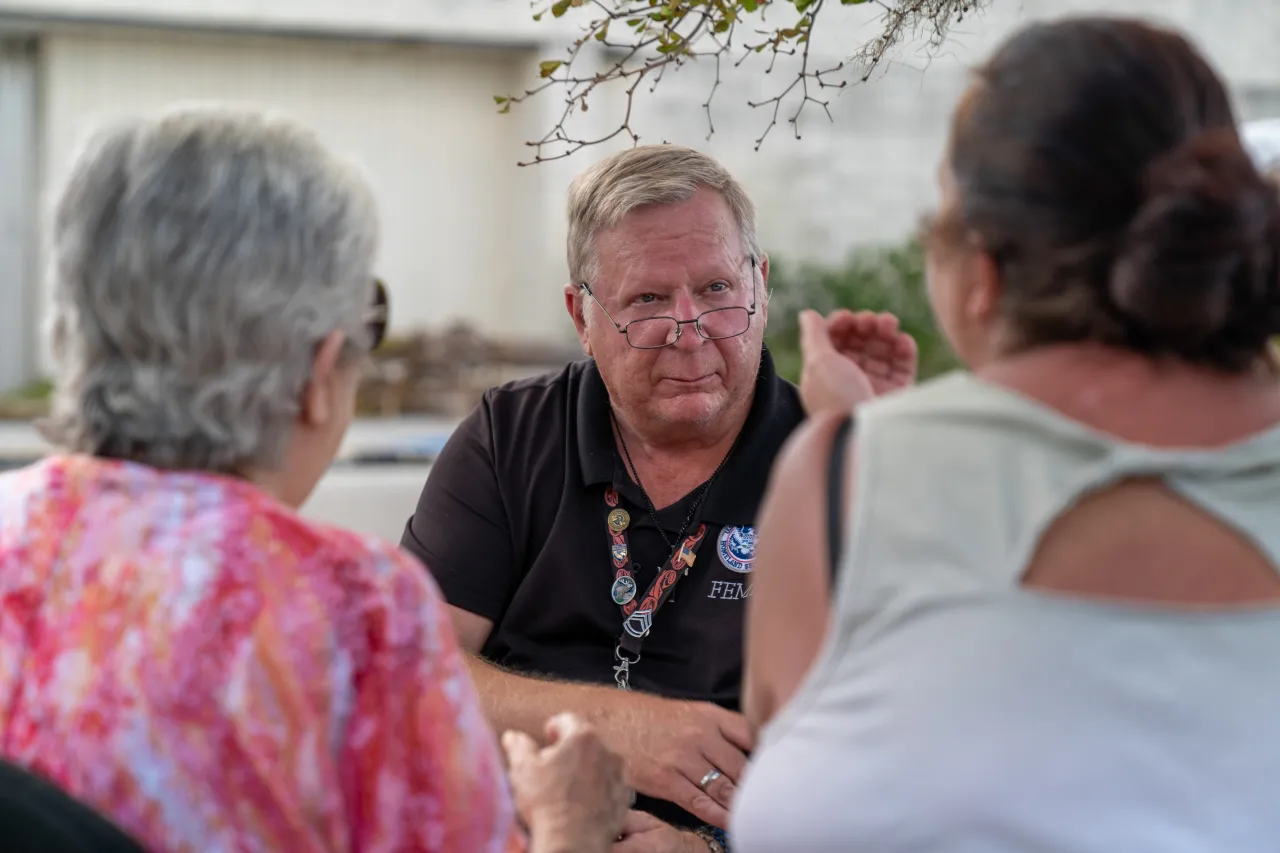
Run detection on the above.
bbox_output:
[895,337,919,376]
[620,809,661,836]
[873,312,901,338]
[709,706,754,753]
[832,311,894,350]
[825,309,859,334]
[501,730,540,768]
[825,310,866,348]
[701,735,748,784]
[850,310,879,337]
[675,753,738,817]
[665,769,731,828]
[798,310,835,356]
[848,336,896,362]
[544,711,588,745]
[614,783,636,822]
[838,314,898,350]
[828,324,864,353]
[703,771,738,813]
[612,835,651,853]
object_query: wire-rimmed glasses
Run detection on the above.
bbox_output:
[580,257,759,350]
[367,278,390,351]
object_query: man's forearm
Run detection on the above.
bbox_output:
[464,654,621,737]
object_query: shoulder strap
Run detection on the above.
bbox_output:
[826,414,855,581]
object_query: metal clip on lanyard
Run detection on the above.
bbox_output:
[605,487,708,691]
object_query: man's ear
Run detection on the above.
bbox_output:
[564,283,592,357]
[300,330,347,428]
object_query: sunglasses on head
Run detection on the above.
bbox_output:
[367,278,389,351]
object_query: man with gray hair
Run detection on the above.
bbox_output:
[403,144,916,852]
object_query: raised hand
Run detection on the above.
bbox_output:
[798,309,918,416]
[826,309,918,396]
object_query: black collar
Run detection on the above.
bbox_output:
[575,347,797,525]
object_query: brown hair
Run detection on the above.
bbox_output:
[942,17,1280,373]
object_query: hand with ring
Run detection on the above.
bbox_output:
[589,691,752,828]
[692,765,735,821]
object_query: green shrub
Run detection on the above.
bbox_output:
[763,240,960,384]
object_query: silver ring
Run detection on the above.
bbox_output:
[698,768,722,790]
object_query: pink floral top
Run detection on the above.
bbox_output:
[0,454,524,853]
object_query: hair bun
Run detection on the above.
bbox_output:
[1109,128,1280,356]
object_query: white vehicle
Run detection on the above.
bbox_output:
[1243,118,1280,171]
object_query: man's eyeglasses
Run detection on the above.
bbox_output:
[367,278,389,351]
[580,257,759,350]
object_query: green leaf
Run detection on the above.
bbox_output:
[551,0,572,18]
[493,95,508,104]
[594,20,610,41]
[539,59,563,77]
[742,0,758,10]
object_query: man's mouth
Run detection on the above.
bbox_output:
[663,374,716,386]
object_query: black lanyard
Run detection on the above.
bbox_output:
[604,486,711,690]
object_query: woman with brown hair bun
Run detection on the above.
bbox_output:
[734,17,1280,853]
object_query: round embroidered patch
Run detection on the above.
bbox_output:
[717,526,757,573]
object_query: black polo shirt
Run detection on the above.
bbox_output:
[400,348,804,823]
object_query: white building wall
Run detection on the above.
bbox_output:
[0,39,37,390]
[35,26,550,368]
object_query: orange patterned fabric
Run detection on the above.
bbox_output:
[0,454,525,853]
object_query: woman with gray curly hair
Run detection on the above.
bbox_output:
[0,107,626,853]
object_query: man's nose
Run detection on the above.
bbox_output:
[671,295,704,351]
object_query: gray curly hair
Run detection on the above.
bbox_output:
[41,105,379,473]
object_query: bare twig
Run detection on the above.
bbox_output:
[500,0,990,165]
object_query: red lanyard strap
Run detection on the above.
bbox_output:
[620,523,707,651]
[604,487,710,689]
[606,487,641,616]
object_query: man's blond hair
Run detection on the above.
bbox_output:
[566,144,759,284]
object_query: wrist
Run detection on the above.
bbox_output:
[687,828,724,853]
[529,818,609,853]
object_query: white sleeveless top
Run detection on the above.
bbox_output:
[731,372,1280,853]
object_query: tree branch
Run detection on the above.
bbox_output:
[497,0,989,165]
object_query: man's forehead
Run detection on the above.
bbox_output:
[599,186,739,247]
[600,245,745,292]
[596,226,744,286]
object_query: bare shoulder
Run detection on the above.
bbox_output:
[765,410,852,504]
[745,410,852,730]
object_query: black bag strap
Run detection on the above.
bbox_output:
[826,414,855,581]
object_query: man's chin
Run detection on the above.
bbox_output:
[652,390,726,427]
